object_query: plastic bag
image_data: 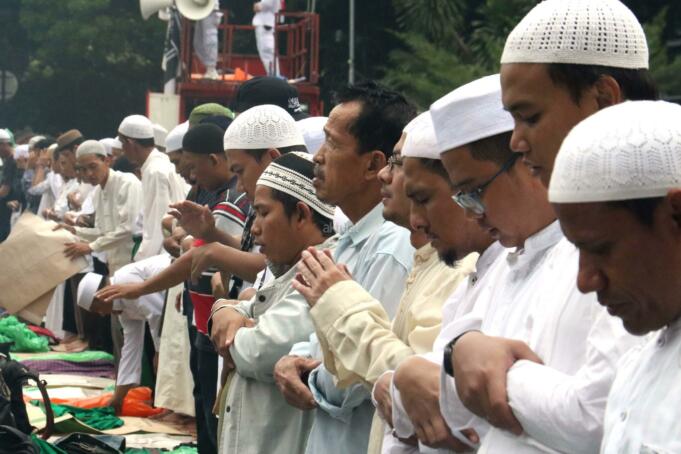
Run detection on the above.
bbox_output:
[0,316,49,353]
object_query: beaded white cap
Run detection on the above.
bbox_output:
[118,114,154,139]
[224,104,305,151]
[153,123,168,148]
[165,122,189,153]
[77,272,104,311]
[296,116,328,155]
[13,144,29,160]
[430,74,514,154]
[76,140,107,159]
[501,0,648,69]
[549,101,681,204]
[401,112,440,160]
[0,129,11,143]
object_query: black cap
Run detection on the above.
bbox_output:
[233,77,308,121]
[199,115,233,131]
[182,123,224,155]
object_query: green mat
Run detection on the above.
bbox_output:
[35,402,124,430]
[0,315,49,352]
[19,350,114,362]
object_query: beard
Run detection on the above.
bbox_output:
[438,248,459,267]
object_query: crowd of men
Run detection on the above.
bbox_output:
[1,0,680,452]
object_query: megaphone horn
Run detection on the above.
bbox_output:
[140,0,174,20]
[176,0,215,21]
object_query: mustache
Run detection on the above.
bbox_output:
[313,164,324,179]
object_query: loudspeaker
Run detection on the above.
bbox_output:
[176,0,215,21]
[140,0,173,20]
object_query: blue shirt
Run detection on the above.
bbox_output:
[300,203,414,454]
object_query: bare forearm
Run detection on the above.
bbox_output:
[206,227,241,249]
[214,249,266,283]
[140,252,193,294]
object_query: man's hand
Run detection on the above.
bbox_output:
[452,331,543,436]
[66,192,82,210]
[209,306,254,358]
[292,247,351,307]
[6,200,20,211]
[63,242,91,259]
[53,223,76,234]
[393,356,457,448]
[96,283,145,303]
[169,201,216,240]
[274,355,320,410]
[374,371,394,427]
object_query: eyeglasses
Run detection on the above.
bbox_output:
[387,155,403,172]
[452,154,520,215]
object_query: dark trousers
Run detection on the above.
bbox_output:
[186,291,218,454]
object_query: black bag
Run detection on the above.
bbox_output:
[0,425,39,454]
[0,353,54,439]
[54,433,126,454]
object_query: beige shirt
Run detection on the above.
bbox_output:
[75,169,142,273]
[310,243,477,388]
[310,244,477,454]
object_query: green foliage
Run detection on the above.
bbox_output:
[383,0,681,108]
[8,0,165,138]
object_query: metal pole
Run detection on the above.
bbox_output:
[348,0,355,84]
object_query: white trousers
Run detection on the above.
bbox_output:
[255,25,279,76]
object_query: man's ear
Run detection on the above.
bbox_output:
[295,201,313,225]
[209,153,220,166]
[364,150,387,181]
[594,75,623,109]
[268,148,282,161]
[666,189,681,232]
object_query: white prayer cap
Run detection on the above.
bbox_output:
[118,114,154,139]
[28,136,46,147]
[501,0,648,69]
[401,112,440,160]
[13,144,29,160]
[0,129,11,143]
[76,140,107,159]
[224,104,305,151]
[77,272,104,311]
[165,122,189,153]
[98,138,117,156]
[549,101,681,204]
[296,116,327,155]
[153,123,168,148]
[430,74,514,154]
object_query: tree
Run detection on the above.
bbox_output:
[382,0,681,109]
[6,0,165,138]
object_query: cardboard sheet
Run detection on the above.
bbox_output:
[0,213,87,315]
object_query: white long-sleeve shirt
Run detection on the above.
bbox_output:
[437,222,641,453]
[111,254,170,386]
[600,320,681,454]
[74,169,142,273]
[252,0,280,27]
[135,149,187,261]
[53,178,79,219]
[388,242,506,453]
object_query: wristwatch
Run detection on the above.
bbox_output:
[442,331,475,377]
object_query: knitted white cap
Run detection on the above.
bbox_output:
[77,272,104,311]
[165,122,189,153]
[401,112,440,160]
[224,104,305,151]
[0,129,11,143]
[13,144,29,160]
[549,101,681,204]
[28,135,46,147]
[431,74,514,154]
[118,114,154,139]
[501,0,648,69]
[76,140,107,159]
[153,123,168,148]
[296,116,327,155]
[98,138,118,156]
